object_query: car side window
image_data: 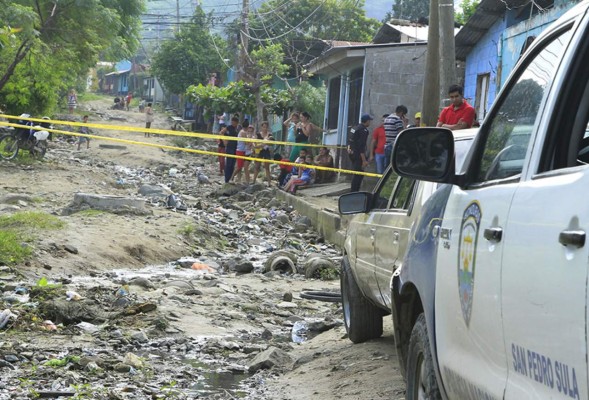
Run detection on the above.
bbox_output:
[475,28,573,182]
[390,178,415,210]
[374,169,398,209]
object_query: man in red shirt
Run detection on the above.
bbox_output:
[369,114,388,174]
[437,84,475,130]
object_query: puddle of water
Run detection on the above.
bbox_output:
[182,358,248,397]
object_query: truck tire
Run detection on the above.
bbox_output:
[406,314,441,400]
[341,256,383,343]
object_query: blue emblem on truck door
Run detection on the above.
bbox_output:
[458,201,481,327]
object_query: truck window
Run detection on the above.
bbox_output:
[474,28,573,182]
[390,178,415,210]
[374,169,398,209]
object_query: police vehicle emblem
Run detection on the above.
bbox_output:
[457,201,481,327]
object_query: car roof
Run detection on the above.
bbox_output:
[453,127,478,140]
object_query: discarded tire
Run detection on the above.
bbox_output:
[300,290,341,303]
[264,250,298,274]
[303,256,338,279]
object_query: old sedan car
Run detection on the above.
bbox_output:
[338,128,477,343]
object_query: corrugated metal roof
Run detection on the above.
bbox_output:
[455,0,529,60]
[105,69,131,77]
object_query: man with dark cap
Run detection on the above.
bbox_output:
[347,114,373,192]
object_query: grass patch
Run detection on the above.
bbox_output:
[178,223,195,237]
[0,231,32,264]
[0,211,65,265]
[77,209,105,217]
[0,211,65,230]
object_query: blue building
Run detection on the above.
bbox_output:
[455,0,580,124]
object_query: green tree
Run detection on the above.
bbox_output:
[0,0,144,114]
[456,0,480,25]
[389,0,430,21]
[240,0,379,76]
[151,6,228,95]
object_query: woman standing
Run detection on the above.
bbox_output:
[253,121,274,186]
[289,112,322,162]
[67,89,77,114]
[283,112,299,154]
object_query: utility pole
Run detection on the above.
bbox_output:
[439,0,456,106]
[237,0,250,82]
[421,0,440,127]
[176,0,180,34]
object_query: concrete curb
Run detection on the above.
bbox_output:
[276,190,345,248]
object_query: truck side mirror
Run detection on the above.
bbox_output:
[392,128,455,182]
[339,192,373,215]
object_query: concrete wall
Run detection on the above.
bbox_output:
[361,43,428,123]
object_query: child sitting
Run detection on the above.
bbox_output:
[283,155,315,194]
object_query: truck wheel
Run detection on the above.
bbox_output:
[341,256,383,343]
[406,314,441,400]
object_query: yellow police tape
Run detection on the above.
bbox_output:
[0,114,346,150]
[0,116,383,178]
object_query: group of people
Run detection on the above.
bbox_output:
[275,146,335,194]
[217,116,276,186]
[213,111,336,193]
[348,84,476,191]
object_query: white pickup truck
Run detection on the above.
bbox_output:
[391,2,589,399]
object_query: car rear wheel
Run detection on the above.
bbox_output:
[341,256,383,343]
[406,314,441,400]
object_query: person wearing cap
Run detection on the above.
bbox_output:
[412,112,423,128]
[347,114,373,192]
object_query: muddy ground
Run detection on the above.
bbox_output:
[0,98,405,399]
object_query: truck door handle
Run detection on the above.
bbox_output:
[370,228,376,240]
[559,230,585,248]
[484,227,502,242]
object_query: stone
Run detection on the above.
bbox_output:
[0,194,34,205]
[283,292,293,302]
[128,277,155,290]
[130,331,148,343]
[276,302,297,309]
[295,216,313,227]
[294,223,309,233]
[63,193,148,216]
[63,245,78,255]
[275,214,290,224]
[261,329,273,340]
[226,259,254,274]
[248,346,294,373]
[137,184,170,199]
[215,184,240,197]
[114,363,131,373]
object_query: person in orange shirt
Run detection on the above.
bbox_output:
[369,114,388,174]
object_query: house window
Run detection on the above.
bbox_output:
[475,73,490,123]
[347,68,364,128]
[327,77,341,130]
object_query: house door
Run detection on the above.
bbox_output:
[476,73,490,124]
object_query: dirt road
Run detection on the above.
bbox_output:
[0,97,405,399]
